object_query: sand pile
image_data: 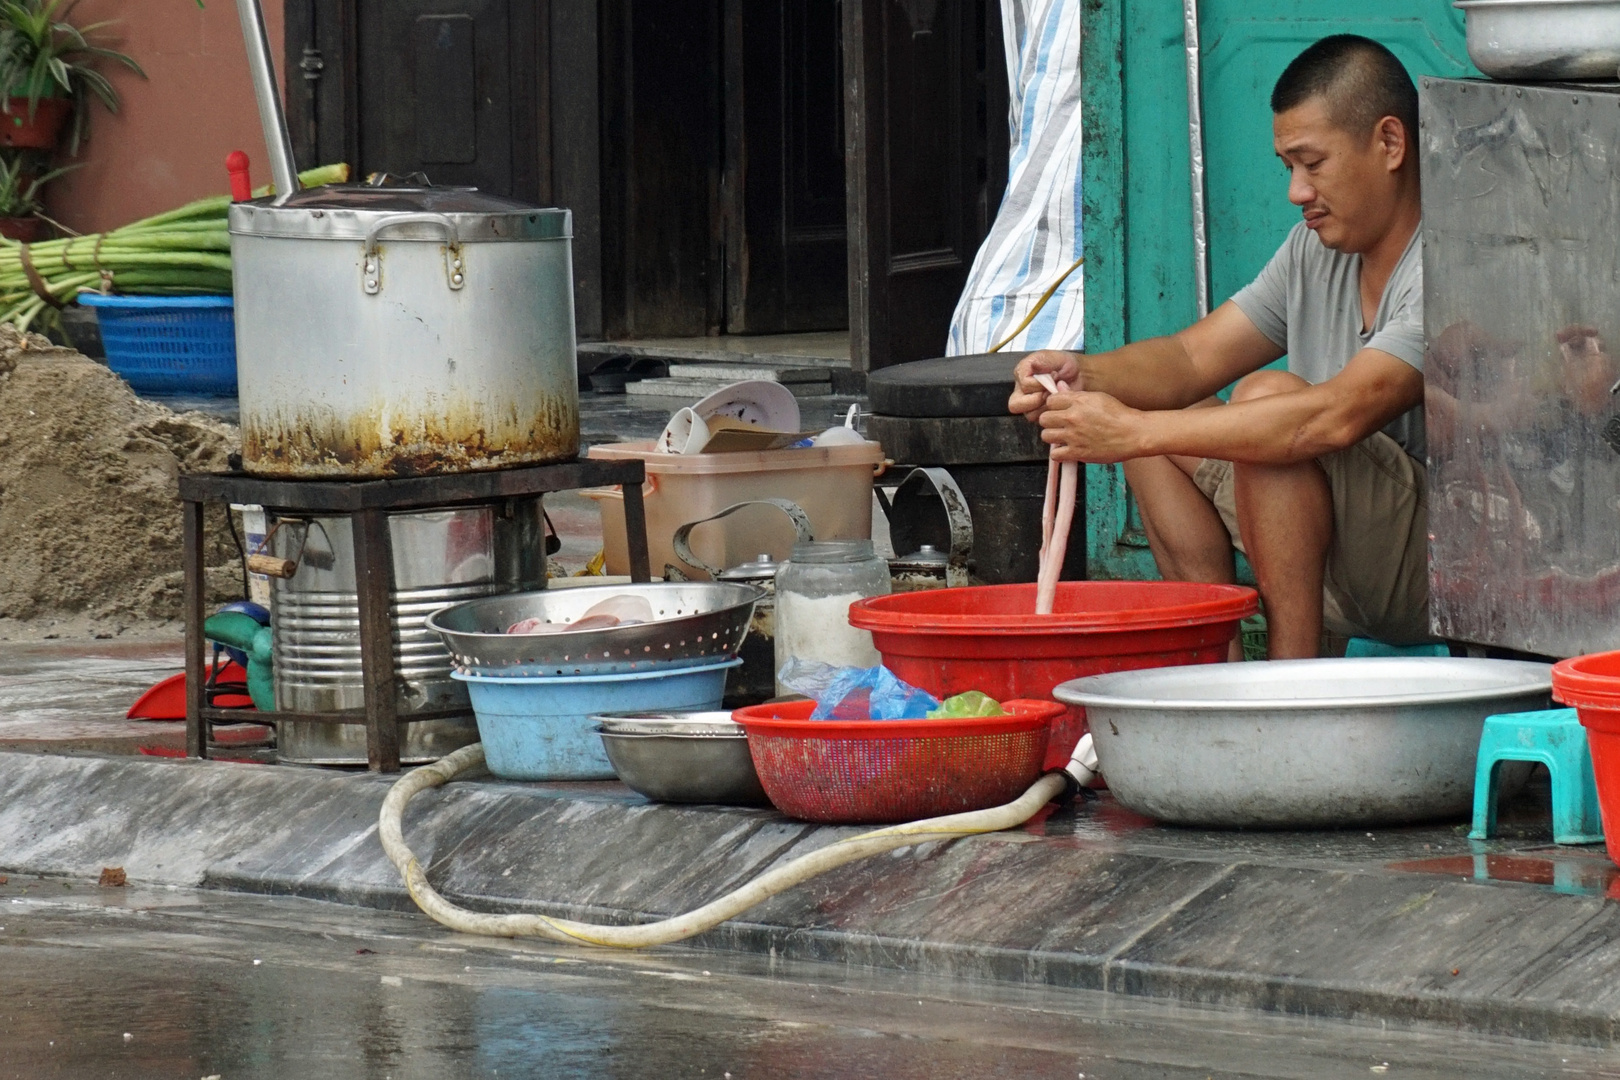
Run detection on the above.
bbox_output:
[0,327,242,625]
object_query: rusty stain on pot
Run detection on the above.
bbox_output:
[242,389,579,478]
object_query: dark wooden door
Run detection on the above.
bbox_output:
[282,0,358,176]
[721,0,848,334]
[357,0,540,197]
[844,0,1006,372]
[284,0,541,201]
[597,0,723,339]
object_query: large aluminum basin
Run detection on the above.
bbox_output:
[1055,658,1553,829]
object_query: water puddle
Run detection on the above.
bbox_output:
[1387,850,1620,899]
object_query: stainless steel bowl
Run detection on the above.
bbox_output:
[428,582,762,677]
[1455,0,1620,80]
[1055,658,1553,829]
[594,711,770,806]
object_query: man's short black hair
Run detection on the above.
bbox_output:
[1271,35,1418,145]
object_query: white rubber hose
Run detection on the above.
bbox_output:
[379,742,1068,948]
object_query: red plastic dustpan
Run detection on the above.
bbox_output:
[128,663,254,720]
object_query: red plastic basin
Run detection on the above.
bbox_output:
[848,581,1260,771]
[1552,651,1620,864]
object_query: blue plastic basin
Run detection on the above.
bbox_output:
[454,659,742,781]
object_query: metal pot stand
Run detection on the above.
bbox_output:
[179,458,652,772]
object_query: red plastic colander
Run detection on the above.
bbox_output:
[732,698,1065,824]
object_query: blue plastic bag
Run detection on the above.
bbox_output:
[777,658,940,720]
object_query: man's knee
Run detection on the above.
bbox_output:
[1123,457,1169,507]
[1125,455,1203,496]
[1230,368,1309,403]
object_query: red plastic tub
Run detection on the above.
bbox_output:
[734,698,1065,824]
[1552,651,1620,864]
[848,581,1260,771]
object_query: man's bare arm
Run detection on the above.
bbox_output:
[1009,302,1284,418]
[1037,347,1423,465]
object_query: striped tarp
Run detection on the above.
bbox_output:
[946,0,1084,356]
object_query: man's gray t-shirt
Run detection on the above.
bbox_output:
[1230,222,1425,462]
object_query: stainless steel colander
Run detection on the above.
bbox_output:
[427,582,762,677]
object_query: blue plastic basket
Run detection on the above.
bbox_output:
[454,659,741,781]
[77,294,237,396]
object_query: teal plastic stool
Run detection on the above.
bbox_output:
[1469,708,1604,845]
[1345,638,1449,658]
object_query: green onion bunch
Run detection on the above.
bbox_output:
[0,163,348,331]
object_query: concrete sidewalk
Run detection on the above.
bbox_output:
[3,746,1618,1047]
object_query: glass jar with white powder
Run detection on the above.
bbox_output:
[774,539,891,693]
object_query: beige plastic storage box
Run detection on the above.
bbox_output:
[585,440,887,579]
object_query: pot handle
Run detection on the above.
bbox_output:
[671,499,814,579]
[892,467,975,588]
[362,212,466,295]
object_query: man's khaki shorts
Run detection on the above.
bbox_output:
[1191,431,1432,644]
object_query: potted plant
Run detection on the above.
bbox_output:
[0,0,143,153]
[0,149,76,240]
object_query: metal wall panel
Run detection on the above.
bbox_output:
[1421,77,1620,657]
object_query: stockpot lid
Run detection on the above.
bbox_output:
[227,183,571,242]
[717,554,782,582]
[890,544,950,573]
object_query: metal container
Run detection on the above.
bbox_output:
[230,187,580,477]
[594,711,770,805]
[865,355,1085,586]
[888,545,950,591]
[427,582,761,677]
[1055,658,1553,828]
[1421,78,1620,657]
[713,555,783,704]
[1454,0,1620,80]
[269,498,545,763]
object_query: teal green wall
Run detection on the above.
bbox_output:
[1080,0,1476,580]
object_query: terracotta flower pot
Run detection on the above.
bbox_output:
[0,98,70,149]
[0,216,46,242]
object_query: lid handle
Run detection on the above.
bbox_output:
[671,499,813,579]
[361,213,466,295]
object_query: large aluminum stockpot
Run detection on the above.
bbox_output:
[229,185,580,478]
[1056,658,1553,829]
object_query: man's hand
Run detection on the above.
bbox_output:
[1037,389,1144,463]
[1556,325,1615,416]
[1009,350,1083,421]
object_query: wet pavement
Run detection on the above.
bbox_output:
[1,879,1616,1080]
[0,639,273,758]
[11,627,1620,1053]
[0,640,185,755]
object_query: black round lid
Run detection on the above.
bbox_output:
[867,352,1032,418]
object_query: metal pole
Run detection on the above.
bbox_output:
[234,0,300,205]
[183,498,208,759]
[1183,0,1210,319]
